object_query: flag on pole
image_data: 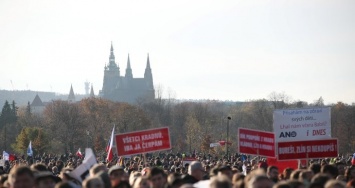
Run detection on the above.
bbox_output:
[2,151,9,160]
[106,125,115,162]
[27,141,33,157]
[76,148,83,158]
[351,153,355,165]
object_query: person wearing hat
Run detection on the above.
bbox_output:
[108,165,126,187]
[34,171,61,188]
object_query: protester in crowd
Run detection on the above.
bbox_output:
[290,169,303,181]
[31,163,49,172]
[311,173,331,188]
[272,181,291,188]
[286,180,305,188]
[247,174,274,188]
[218,166,233,180]
[345,166,355,182]
[335,162,346,176]
[280,168,293,180]
[89,164,107,177]
[0,174,9,188]
[52,166,59,176]
[147,167,166,188]
[186,161,205,184]
[8,166,35,188]
[82,176,104,188]
[298,170,313,188]
[324,179,346,188]
[108,165,127,187]
[210,174,232,188]
[128,171,141,187]
[132,176,149,188]
[95,171,111,188]
[34,171,61,188]
[321,164,338,179]
[267,166,279,183]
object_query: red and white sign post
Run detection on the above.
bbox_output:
[238,128,275,158]
[115,127,171,156]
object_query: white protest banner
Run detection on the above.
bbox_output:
[2,151,9,161]
[70,148,97,182]
[273,107,331,142]
[210,143,220,148]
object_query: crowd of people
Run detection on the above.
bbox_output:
[0,152,355,188]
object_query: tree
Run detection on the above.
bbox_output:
[0,100,17,128]
[93,134,106,154]
[0,100,19,150]
[43,100,85,153]
[312,97,324,107]
[268,91,292,109]
[185,114,201,154]
[331,102,355,154]
[12,127,50,154]
[25,101,32,117]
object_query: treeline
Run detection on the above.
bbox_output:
[0,93,354,156]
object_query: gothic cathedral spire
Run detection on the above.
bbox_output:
[125,54,133,79]
[68,84,75,103]
[144,53,153,89]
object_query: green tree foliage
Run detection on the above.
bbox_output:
[0,100,19,150]
[12,127,49,154]
[0,100,17,128]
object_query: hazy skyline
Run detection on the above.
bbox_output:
[1,0,354,104]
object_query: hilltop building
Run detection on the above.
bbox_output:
[68,85,75,103]
[31,94,45,114]
[99,44,155,103]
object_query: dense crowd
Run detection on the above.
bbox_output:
[1,152,355,188]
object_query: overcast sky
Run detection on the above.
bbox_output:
[1,0,354,104]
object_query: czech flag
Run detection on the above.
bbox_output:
[76,148,83,158]
[351,153,355,166]
[106,126,115,162]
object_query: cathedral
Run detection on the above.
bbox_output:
[99,43,155,103]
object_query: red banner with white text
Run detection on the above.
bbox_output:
[115,127,171,156]
[277,139,338,160]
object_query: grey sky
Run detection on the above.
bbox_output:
[1,0,354,104]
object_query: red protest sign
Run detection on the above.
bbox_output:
[238,128,275,157]
[277,139,338,160]
[115,127,171,156]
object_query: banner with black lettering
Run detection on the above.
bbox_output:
[273,107,331,142]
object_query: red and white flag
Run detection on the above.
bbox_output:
[106,126,115,162]
[76,148,83,158]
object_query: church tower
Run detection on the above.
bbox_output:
[144,53,154,89]
[68,84,76,103]
[125,54,133,79]
[99,42,155,103]
[101,43,120,99]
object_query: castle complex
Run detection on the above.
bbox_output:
[99,44,155,103]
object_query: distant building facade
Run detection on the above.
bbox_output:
[31,94,45,114]
[99,44,155,103]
